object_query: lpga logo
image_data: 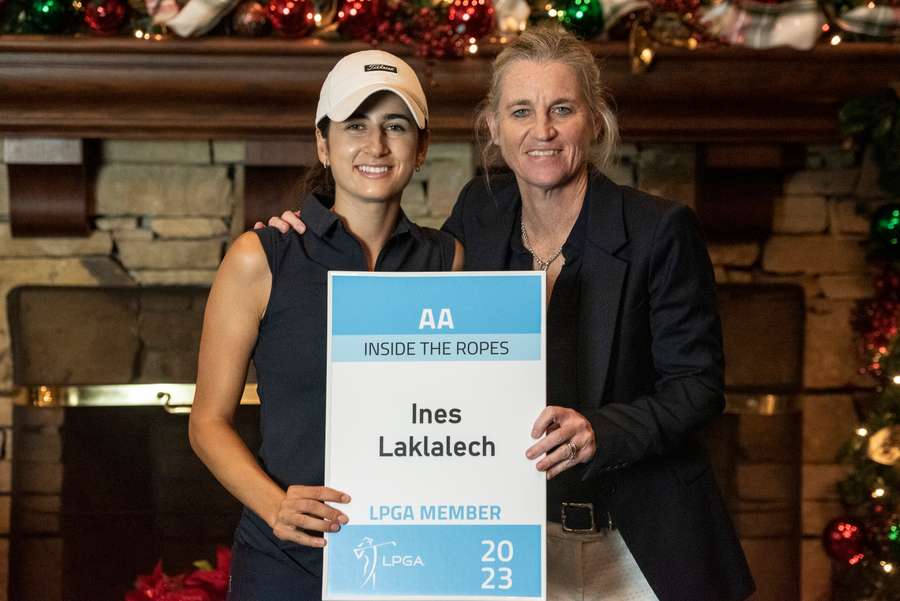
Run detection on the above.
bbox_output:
[353,536,425,589]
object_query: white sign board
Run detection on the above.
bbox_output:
[323,272,546,600]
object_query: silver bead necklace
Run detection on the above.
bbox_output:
[521,221,563,271]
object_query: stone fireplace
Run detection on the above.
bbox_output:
[0,36,897,601]
[0,137,885,601]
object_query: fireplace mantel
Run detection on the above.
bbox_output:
[0,36,898,143]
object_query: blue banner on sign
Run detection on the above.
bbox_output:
[326,524,541,597]
[330,274,542,336]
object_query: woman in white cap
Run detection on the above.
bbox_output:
[189,50,463,599]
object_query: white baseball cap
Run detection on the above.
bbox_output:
[315,50,428,129]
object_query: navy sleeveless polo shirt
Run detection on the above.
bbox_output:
[235,193,456,578]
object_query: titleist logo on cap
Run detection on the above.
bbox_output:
[365,64,398,73]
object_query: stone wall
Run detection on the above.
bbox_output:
[707,144,889,601]
[0,138,890,599]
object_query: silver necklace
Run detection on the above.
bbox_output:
[521,221,563,271]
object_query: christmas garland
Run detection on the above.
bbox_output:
[823,89,900,601]
[841,90,900,200]
[0,0,896,61]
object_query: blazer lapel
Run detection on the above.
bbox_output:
[467,172,628,407]
[471,179,520,270]
[578,173,629,409]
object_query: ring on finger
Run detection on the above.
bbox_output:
[566,441,578,462]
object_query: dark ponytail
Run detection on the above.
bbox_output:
[299,118,335,198]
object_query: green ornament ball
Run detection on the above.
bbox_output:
[25,0,74,33]
[871,203,900,257]
[885,517,900,560]
[552,0,604,40]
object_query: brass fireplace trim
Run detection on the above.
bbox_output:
[20,386,794,414]
[21,383,260,412]
[725,393,799,415]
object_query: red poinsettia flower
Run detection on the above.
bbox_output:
[184,546,232,600]
[125,547,231,601]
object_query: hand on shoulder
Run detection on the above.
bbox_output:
[253,210,306,235]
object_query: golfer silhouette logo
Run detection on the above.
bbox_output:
[353,537,397,589]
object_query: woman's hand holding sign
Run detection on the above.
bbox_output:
[527,406,596,479]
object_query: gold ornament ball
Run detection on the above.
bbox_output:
[233,0,272,36]
[867,425,900,466]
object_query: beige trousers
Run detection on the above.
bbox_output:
[547,522,659,601]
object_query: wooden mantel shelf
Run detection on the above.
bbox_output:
[0,36,897,142]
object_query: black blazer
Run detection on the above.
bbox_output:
[442,171,755,601]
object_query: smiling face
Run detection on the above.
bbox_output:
[317,91,427,206]
[489,60,598,195]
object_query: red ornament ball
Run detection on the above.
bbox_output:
[83,0,128,35]
[822,517,867,565]
[267,0,315,37]
[447,0,495,39]
[337,0,380,41]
